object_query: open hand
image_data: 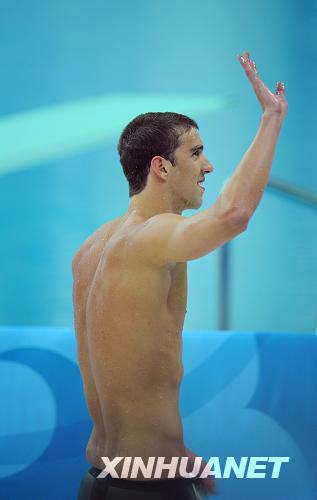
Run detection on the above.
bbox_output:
[238,51,288,120]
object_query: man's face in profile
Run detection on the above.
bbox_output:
[169,127,213,210]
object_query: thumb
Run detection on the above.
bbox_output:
[276,81,285,96]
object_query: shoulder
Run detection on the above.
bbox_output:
[127,212,184,266]
[132,212,183,240]
[72,216,125,273]
[128,212,183,249]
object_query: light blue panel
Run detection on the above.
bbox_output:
[231,192,317,332]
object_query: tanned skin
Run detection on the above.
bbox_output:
[72,51,288,495]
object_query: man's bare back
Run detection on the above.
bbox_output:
[73,51,287,495]
[72,212,189,479]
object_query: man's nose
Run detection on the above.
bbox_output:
[204,160,214,173]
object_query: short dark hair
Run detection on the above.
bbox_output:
[117,111,198,196]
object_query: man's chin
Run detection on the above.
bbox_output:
[186,200,203,210]
[193,197,203,209]
[181,194,203,211]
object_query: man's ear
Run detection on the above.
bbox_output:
[150,156,168,179]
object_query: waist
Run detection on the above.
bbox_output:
[88,428,186,476]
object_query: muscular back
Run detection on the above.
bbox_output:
[72,213,189,476]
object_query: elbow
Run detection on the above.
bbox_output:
[225,206,250,234]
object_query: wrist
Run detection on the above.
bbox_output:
[261,110,283,127]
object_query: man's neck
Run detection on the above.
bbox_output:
[127,191,184,219]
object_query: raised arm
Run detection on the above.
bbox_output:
[129,51,288,266]
[220,51,288,217]
[128,201,247,265]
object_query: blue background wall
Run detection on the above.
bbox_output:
[1,327,316,500]
[0,0,316,332]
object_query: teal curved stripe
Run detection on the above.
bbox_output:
[0,92,236,176]
[181,332,258,416]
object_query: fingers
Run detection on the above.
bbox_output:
[238,51,258,80]
[238,51,248,67]
[238,51,268,105]
[237,51,287,114]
